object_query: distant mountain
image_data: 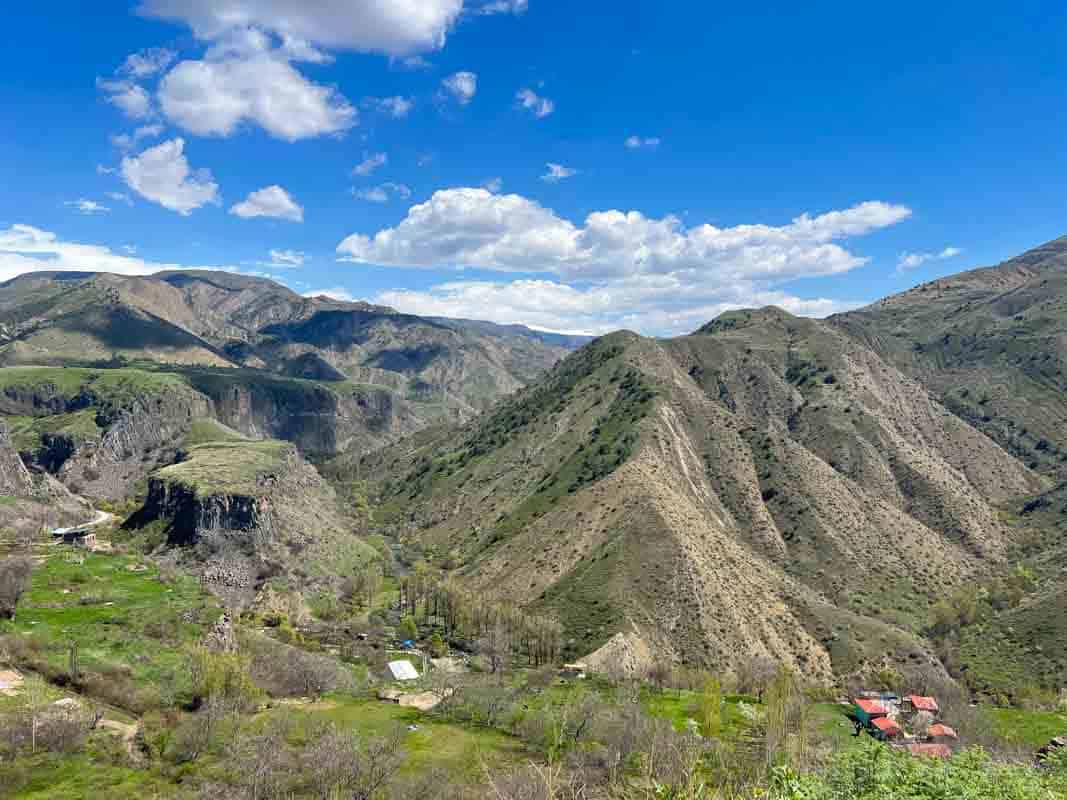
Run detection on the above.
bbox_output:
[0,269,576,499]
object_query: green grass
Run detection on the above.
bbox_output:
[264,694,526,777]
[154,439,290,495]
[2,410,102,452]
[181,418,249,447]
[0,549,220,701]
[0,366,189,407]
[0,749,180,800]
[984,707,1067,749]
[0,495,16,506]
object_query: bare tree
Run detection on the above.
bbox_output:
[0,556,33,621]
[735,654,777,702]
[303,723,406,800]
[228,715,295,800]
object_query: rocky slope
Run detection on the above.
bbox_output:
[126,439,376,608]
[832,235,1067,477]
[354,310,1046,680]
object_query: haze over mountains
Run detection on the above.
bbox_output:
[2,235,1067,689]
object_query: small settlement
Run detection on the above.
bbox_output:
[851,692,957,759]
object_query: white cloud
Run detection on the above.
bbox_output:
[354,182,412,203]
[64,199,111,215]
[377,279,863,336]
[624,135,661,149]
[106,192,133,205]
[337,188,909,333]
[0,224,228,283]
[352,152,388,176]
[441,71,477,105]
[139,0,466,57]
[896,246,962,272]
[338,188,910,282]
[158,32,357,141]
[268,248,307,267]
[541,163,577,183]
[98,79,154,120]
[516,88,554,118]
[482,176,503,192]
[230,185,304,222]
[121,138,220,215]
[111,123,165,150]
[305,286,357,302]
[120,47,177,77]
[476,0,528,13]
[97,165,117,176]
[366,95,415,118]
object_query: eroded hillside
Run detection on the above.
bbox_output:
[353,309,1046,680]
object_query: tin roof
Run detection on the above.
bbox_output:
[854,698,888,715]
[907,743,952,759]
[927,723,957,738]
[906,695,939,712]
[871,717,902,735]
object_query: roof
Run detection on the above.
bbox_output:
[871,717,903,736]
[927,724,957,738]
[907,743,952,759]
[387,660,419,681]
[906,695,939,712]
[854,698,888,715]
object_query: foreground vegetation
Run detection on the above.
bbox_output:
[0,535,1064,799]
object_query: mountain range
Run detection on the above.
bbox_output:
[2,236,1067,691]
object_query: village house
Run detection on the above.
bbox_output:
[903,695,939,715]
[926,723,958,745]
[852,697,889,726]
[52,529,97,549]
[871,716,904,741]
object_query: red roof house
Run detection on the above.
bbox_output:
[854,698,888,716]
[905,695,939,713]
[907,743,952,759]
[871,717,903,739]
[927,724,957,739]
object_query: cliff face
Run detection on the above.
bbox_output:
[0,420,34,497]
[126,441,377,608]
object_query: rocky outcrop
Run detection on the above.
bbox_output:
[0,421,34,497]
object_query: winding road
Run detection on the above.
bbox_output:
[52,509,116,536]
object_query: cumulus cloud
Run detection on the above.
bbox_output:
[541,163,577,183]
[120,47,177,77]
[482,176,503,192]
[516,88,554,118]
[120,138,220,215]
[354,182,412,203]
[366,95,415,118]
[64,199,111,215]
[0,224,227,283]
[230,185,304,222]
[337,188,910,282]
[138,0,466,56]
[158,31,356,141]
[625,135,660,149]
[441,71,477,105]
[268,248,307,267]
[98,79,154,120]
[352,152,388,176]
[896,246,962,272]
[376,279,863,336]
[337,188,909,334]
[111,123,165,150]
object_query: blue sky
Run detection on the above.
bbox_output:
[1,1,1066,335]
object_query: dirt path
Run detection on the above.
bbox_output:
[51,509,116,536]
